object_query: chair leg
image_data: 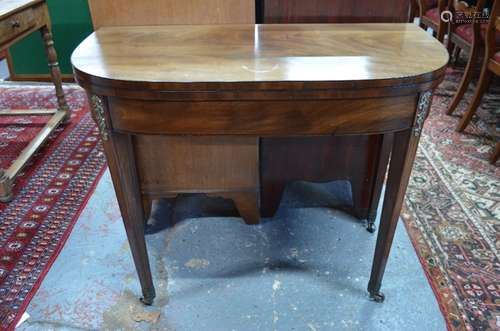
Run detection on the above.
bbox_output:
[456,69,492,132]
[436,24,446,43]
[446,45,481,115]
[447,39,455,59]
[490,142,500,164]
[408,0,418,23]
[453,46,462,65]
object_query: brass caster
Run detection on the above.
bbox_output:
[366,211,377,233]
[140,295,155,306]
[369,291,385,303]
[140,287,156,306]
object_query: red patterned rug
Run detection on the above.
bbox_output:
[0,84,106,330]
[403,63,500,330]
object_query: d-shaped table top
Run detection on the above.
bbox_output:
[72,23,449,93]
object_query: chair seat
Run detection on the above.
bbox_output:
[424,8,440,24]
[455,24,500,43]
[493,51,500,63]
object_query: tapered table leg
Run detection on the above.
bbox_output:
[367,91,432,302]
[366,134,393,233]
[89,95,156,305]
[108,133,156,305]
[40,25,69,116]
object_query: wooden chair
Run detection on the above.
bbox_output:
[410,0,421,22]
[446,0,470,61]
[419,0,449,41]
[445,0,498,115]
[456,0,499,163]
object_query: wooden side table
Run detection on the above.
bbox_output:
[0,0,69,202]
[72,23,449,305]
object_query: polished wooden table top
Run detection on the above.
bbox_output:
[72,23,449,91]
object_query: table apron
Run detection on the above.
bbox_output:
[107,95,418,136]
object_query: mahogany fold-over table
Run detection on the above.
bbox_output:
[72,23,448,305]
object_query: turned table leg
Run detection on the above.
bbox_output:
[0,24,70,203]
[40,25,69,116]
[367,91,431,302]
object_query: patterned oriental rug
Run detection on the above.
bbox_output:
[0,84,106,330]
[402,63,499,330]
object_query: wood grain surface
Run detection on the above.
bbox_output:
[72,24,448,91]
[87,0,255,29]
[108,96,417,136]
[259,0,410,23]
[134,136,259,194]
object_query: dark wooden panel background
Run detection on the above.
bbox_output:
[257,0,410,23]
[257,0,411,223]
